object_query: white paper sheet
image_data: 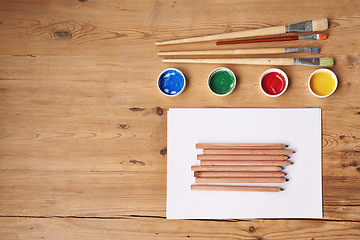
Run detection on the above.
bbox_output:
[167,108,322,219]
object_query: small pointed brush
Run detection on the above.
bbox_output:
[216,34,328,45]
[158,47,319,56]
[162,57,334,67]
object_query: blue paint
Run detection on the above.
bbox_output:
[158,69,185,96]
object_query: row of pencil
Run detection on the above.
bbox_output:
[191,143,294,192]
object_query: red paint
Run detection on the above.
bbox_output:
[261,72,286,95]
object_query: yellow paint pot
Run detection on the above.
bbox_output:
[308,69,338,98]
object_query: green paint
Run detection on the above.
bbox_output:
[208,69,236,95]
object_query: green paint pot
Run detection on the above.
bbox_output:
[208,67,236,96]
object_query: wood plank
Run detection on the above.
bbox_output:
[0,55,359,108]
[0,171,166,217]
[0,170,359,220]
[0,217,359,240]
[0,106,358,173]
[0,1,360,56]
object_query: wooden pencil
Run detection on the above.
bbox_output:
[200,160,293,166]
[203,149,295,155]
[195,177,288,183]
[196,143,287,150]
[191,165,283,172]
[197,154,289,161]
[194,171,286,178]
[191,184,284,192]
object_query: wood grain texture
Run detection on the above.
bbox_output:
[0,0,360,239]
[0,217,359,240]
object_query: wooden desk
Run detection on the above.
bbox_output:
[0,0,359,239]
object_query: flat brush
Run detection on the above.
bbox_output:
[158,47,319,56]
[162,57,334,67]
[155,18,328,45]
[216,33,328,45]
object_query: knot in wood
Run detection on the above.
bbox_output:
[160,148,167,155]
[156,107,163,116]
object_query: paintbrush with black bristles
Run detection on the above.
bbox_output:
[162,57,334,67]
[158,47,320,56]
[155,18,328,46]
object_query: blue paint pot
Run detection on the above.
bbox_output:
[157,68,186,96]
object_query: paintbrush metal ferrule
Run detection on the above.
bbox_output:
[294,58,334,67]
[286,20,313,32]
[299,34,317,40]
[294,58,319,66]
[285,47,320,53]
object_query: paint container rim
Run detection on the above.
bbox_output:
[259,68,289,97]
[207,67,236,96]
[157,68,186,97]
[308,68,338,98]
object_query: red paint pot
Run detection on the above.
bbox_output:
[259,68,288,97]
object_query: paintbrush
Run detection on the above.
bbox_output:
[162,57,334,67]
[155,18,328,46]
[216,34,328,45]
[158,47,320,56]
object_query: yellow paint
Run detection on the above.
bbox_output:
[310,72,336,96]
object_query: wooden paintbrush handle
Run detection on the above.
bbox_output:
[156,26,285,45]
[162,58,295,65]
[158,48,285,56]
[216,36,299,45]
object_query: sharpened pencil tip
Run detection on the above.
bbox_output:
[291,162,294,165]
[285,178,289,182]
[281,167,284,170]
[285,145,289,148]
[293,151,296,153]
[280,188,285,191]
[284,173,287,176]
